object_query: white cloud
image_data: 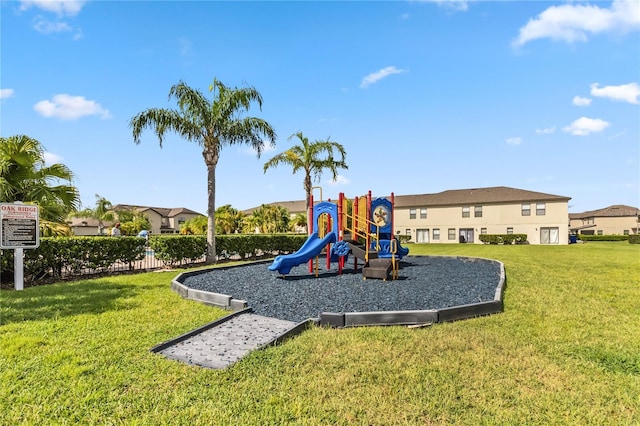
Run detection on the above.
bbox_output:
[33,16,73,34]
[326,175,350,186]
[506,137,522,146]
[20,0,86,17]
[418,0,470,12]
[512,0,640,48]
[0,89,15,99]
[177,37,192,56]
[360,66,406,89]
[33,94,111,120]
[563,117,610,136]
[572,96,592,107]
[43,151,64,166]
[590,82,640,104]
[535,126,556,135]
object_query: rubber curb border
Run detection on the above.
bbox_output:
[171,255,506,328]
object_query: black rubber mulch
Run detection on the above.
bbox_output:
[181,255,502,324]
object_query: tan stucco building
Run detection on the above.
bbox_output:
[393,187,570,244]
[114,205,204,235]
[248,186,573,245]
[569,205,639,236]
[68,205,204,236]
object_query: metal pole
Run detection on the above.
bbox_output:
[14,248,23,291]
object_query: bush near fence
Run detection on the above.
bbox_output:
[1,234,309,285]
[478,234,528,245]
[577,234,631,242]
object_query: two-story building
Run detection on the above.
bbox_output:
[394,186,570,244]
[113,205,204,235]
[246,186,572,245]
[569,205,639,236]
[68,205,204,236]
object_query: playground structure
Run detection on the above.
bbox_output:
[268,188,409,280]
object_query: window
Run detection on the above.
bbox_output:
[409,208,416,219]
[624,230,630,235]
[462,206,470,218]
[474,206,483,218]
[448,228,456,240]
[420,208,427,219]
[507,227,513,234]
[405,229,411,236]
[536,203,546,216]
[433,228,440,240]
[521,204,531,216]
[597,230,603,235]
[481,228,487,235]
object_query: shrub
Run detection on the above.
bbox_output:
[577,234,629,242]
[629,235,640,244]
[478,234,528,245]
[149,235,207,266]
[1,236,146,282]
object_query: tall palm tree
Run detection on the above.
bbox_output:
[0,134,80,236]
[263,132,348,212]
[130,79,276,263]
[69,194,115,235]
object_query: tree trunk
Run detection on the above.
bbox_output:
[304,173,312,212]
[206,163,217,264]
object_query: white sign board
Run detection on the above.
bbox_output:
[0,203,40,249]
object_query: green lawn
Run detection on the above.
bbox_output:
[1,243,639,425]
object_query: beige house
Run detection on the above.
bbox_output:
[68,205,204,236]
[569,205,639,236]
[113,205,204,235]
[394,187,570,244]
[68,217,106,236]
[247,186,572,245]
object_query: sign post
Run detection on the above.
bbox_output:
[1,202,40,291]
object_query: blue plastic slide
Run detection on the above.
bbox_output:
[268,232,337,275]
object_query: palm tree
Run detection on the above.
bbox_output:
[245,204,290,233]
[0,135,80,236]
[290,212,307,233]
[263,132,347,213]
[130,79,276,263]
[215,204,244,234]
[69,194,115,235]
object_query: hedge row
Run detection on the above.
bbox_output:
[1,236,147,282]
[1,234,309,283]
[629,235,640,244]
[149,234,308,265]
[577,234,630,242]
[478,234,528,245]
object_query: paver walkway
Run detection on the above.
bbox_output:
[152,311,299,369]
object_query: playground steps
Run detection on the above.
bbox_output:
[150,309,310,369]
[346,241,378,262]
[362,258,393,281]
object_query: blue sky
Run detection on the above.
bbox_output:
[1,0,639,215]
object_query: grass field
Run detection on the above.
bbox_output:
[1,242,639,425]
